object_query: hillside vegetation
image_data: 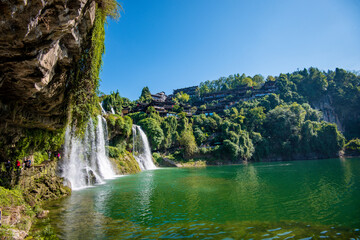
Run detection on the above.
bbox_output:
[102,68,359,163]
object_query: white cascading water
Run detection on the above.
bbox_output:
[132,125,157,170]
[95,115,115,179]
[61,116,115,190]
[111,107,115,114]
[99,102,107,115]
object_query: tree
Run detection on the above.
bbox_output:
[179,128,198,158]
[223,140,239,160]
[138,118,164,150]
[253,74,264,88]
[174,92,190,105]
[345,138,360,156]
[244,106,266,132]
[297,67,328,100]
[139,86,153,103]
[316,123,345,157]
[172,105,184,113]
[193,127,206,145]
[266,75,275,82]
[263,103,305,155]
[102,91,123,114]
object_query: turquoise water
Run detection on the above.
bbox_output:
[45,158,360,239]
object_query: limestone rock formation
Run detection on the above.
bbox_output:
[312,95,344,132]
[0,0,96,159]
[0,0,96,129]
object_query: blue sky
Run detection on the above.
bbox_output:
[99,0,360,100]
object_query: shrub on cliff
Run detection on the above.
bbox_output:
[71,0,122,134]
[179,129,198,158]
[138,118,164,150]
[345,138,360,156]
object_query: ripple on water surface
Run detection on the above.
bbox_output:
[42,158,360,239]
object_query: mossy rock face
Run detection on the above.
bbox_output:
[0,160,71,238]
[0,187,33,238]
[18,161,71,207]
[110,151,141,175]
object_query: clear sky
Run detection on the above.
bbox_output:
[99,0,360,100]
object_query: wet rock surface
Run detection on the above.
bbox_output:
[18,161,71,207]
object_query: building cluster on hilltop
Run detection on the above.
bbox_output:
[125,81,277,117]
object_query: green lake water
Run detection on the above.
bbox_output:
[44,158,360,239]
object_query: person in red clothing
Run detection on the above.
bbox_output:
[16,159,21,173]
[16,160,21,168]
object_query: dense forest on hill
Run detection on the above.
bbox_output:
[102,68,360,163]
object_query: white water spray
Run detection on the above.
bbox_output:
[96,115,115,179]
[61,116,115,190]
[99,102,107,115]
[132,125,157,170]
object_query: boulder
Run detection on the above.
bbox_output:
[36,210,49,219]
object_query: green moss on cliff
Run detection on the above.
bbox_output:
[0,186,25,207]
[10,128,65,162]
[19,161,71,207]
[70,2,121,135]
[0,161,71,238]
[70,6,105,134]
[109,150,141,175]
[0,186,34,237]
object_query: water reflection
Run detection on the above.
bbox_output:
[308,177,341,222]
[55,191,111,239]
[184,173,201,218]
[340,157,354,189]
[233,164,261,218]
[44,159,360,239]
[137,170,155,222]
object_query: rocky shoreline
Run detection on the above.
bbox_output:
[0,149,143,240]
[0,160,70,239]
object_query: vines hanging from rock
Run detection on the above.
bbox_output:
[70,0,121,135]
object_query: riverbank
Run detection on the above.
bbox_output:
[152,151,354,168]
[0,161,70,239]
[0,149,142,240]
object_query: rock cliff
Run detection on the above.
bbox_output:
[311,95,345,132]
[0,0,97,159]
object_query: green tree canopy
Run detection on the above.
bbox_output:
[139,86,153,103]
[138,118,164,150]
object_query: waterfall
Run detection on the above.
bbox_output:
[99,102,107,115]
[95,115,115,179]
[61,116,115,190]
[111,107,115,114]
[132,125,157,170]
